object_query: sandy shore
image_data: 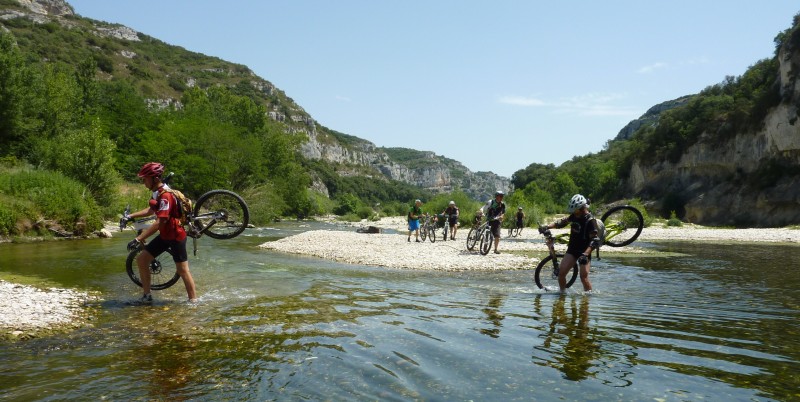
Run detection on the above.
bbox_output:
[261,217,800,271]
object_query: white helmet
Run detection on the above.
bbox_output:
[449,200,455,205]
[476,209,483,216]
[567,194,588,213]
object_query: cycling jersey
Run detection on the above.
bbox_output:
[554,213,599,257]
[153,185,187,241]
[444,206,459,224]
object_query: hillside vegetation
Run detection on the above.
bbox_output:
[1,1,799,236]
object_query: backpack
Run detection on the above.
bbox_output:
[160,188,193,226]
[593,217,606,246]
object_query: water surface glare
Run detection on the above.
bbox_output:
[1,224,799,401]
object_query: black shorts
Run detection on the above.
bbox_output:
[489,221,501,237]
[145,235,188,263]
[448,216,458,226]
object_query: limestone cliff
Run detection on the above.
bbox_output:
[301,129,509,201]
[624,21,800,227]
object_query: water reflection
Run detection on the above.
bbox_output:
[479,293,505,338]
[2,234,800,400]
[533,295,602,381]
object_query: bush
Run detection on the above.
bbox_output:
[667,210,683,227]
[0,168,103,235]
[626,198,653,228]
[240,183,286,225]
[356,205,375,220]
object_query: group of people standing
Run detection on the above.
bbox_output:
[406,199,461,242]
[407,191,600,293]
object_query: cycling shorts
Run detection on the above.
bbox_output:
[489,220,501,237]
[408,219,420,231]
[145,235,188,263]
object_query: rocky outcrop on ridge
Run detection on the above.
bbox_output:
[623,22,800,227]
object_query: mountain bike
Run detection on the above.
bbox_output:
[533,204,644,290]
[466,220,485,251]
[440,214,450,241]
[478,217,501,255]
[509,221,524,238]
[420,214,436,243]
[120,176,250,290]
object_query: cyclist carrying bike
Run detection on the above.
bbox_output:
[482,191,506,254]
[442,200,460,240]
[124,162,197,304]
[538,194,599,293]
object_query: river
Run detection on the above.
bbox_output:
[1,221,799,401]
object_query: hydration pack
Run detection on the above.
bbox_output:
[160,188,193,226]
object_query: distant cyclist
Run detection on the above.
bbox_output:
[538,194,599,293]
[482,191,506,254]
[407,199,423,242]
[515,207,525,231]
[442,200,460,240]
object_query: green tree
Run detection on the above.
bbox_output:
[0,32,25,155]
[36,120,120,206]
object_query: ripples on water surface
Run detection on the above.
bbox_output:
[1,223,799,401]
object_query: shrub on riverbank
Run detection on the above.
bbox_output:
[0,167,103,236]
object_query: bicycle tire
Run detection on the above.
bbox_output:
[429,225,436,243]
[125,247,180,290]
[479,229,493,255]
[193,189,250,240]
[466,227,478,250]
[511,227,520,237]
[443,225,448,241]
[534,254,578,290]
[600,205,644,247]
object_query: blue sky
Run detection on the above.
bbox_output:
[68,1,799,178]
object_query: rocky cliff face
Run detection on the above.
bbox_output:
[301,129,510,201]
[625,26,800,227]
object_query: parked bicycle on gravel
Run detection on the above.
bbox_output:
[533,195,644,292]
[466,210,484,251]
[420,213,437,243]
[120,163,249,303]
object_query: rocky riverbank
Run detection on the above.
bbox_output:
[0,280,97,341]
[260,217,800,271]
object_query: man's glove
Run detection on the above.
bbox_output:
[127,238,143,252]
[578,254,589,265]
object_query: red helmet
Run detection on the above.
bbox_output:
[137,162,164,178]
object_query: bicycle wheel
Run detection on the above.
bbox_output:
[601,205,644,247]
[534,254,578,290]
[510,227,520,237]
[420,224,427,241]
[466,227,478,250]
[429,225,436,243]
[442,225,448,241]
[125,247,180,290]
[479,229,493,255]
[193,189,250,240]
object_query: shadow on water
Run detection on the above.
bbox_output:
[1,229,800,400]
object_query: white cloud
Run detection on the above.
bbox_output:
[498,92,638,117]
[636,62,667,74]
[497,95,545,106]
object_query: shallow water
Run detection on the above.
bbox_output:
[1,222,799,401]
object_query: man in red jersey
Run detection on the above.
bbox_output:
[125,162,197,304]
